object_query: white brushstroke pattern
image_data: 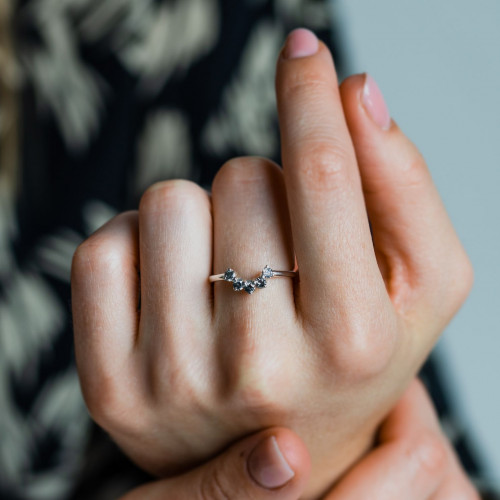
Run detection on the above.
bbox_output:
[202,20,283,158]
[36,228,83,283]
[136,110,192,196]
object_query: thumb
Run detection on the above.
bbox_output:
[120,427,311,500]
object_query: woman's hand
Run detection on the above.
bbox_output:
[119,381,479,500]
[71,29,473,498]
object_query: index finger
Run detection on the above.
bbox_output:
[275,30,383,320]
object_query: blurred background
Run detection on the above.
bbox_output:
[1,0,499,497]
[333,0,500,482]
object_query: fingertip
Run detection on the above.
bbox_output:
[247,428,311,493]
[276,30,338,77]
[271,428,312,482]
[339,73,366,97]
[282,28,319,60]
[340,73,393,132]
[362,74,392,130]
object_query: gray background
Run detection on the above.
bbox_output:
[333,0,500,482]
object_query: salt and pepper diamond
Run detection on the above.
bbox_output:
[254,276,267,289]
[232,278,245,291]
[243,281,256,295]
[262,265,274,279]
[224,268,236,282]
[222,266,275,294]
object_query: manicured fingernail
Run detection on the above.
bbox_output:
[248,436,295,489]
[362,74,392,130]
[283,28,319,59]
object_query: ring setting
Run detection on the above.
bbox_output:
[209,265,296,294]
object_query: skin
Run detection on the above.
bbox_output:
[119,380,479,499]
[71,34,474,498]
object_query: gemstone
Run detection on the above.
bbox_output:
[262,266,274,279]
[224,268,236,281]
[243,280,256,294]
[254,277,267,289]
[233,278,244,291]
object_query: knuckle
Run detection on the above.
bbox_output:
[144,342,214,416]
[228,353,290,419]
[217,326,291,418]
[235,379,287,418]
[429,247,474,325]
[220,309,255,344]
[151,358,197,406]
[140,179,206,215]
[212,156,280,192]
[411,430,448,477]
[84,379,142,436]
[294,141,352,193]
[325,314,397,382]
[450,251,474,308]
[400,153,430,190]
[72,233,121,282]
[198,465,233,500]
[71,211,138,284]
[71,241,93,281]
[335,340,391,382]
[281,68,333,102]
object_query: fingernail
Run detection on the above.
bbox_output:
[248,436,295,489]
[362,74,392,130]
[283,28,319,59]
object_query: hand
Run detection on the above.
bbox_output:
[119,381,479,500]
[325,380,479,500]
[71,29,473,498]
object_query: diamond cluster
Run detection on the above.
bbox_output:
[223,266,274,295]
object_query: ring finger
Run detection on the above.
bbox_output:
[211,157,297,342]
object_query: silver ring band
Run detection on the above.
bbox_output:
[209,265,297,294]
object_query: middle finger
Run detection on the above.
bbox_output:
[275,29,383,323]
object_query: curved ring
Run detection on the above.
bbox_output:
[209,265,297,295]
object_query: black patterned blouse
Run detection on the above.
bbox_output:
[0,0,496,499]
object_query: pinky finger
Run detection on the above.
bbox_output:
[71,211,139,415]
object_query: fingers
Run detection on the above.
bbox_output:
[275,29,383,320]
[71,211,139,412]
[119,428,310,500]
[339,73,473,336]
[325,379,479,500]
[138,180,213,360]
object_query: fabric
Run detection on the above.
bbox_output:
[0,0,496,498]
